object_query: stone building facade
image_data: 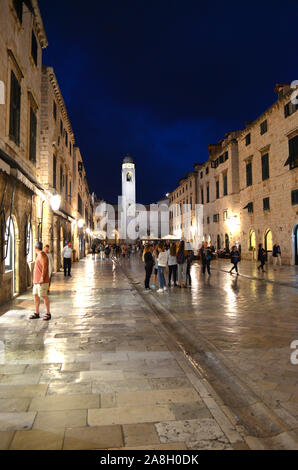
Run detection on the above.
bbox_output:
[169,169,202,246]
[196,131,242,251]
[0,0,94,306]
[169,85,298,264]
[239,84,298,265]
[0,0,48,304]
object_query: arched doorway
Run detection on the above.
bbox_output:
[217,234,221,250]
[249,229,256,260]
[225,233,230,252]
[25,221,33,287]
[264,229,273,253]
[5,217,16,294]
[293,225,298,265]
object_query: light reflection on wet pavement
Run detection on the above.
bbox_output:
[0,254,297,450]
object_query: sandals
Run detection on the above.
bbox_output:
[43,313,51,321]
[29,313,40,319]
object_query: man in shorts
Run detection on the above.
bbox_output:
[29,241,51,321]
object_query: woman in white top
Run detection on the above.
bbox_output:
[157,243,168,293]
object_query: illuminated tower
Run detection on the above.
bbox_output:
[121,155,136,239]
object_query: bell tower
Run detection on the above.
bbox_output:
[122,155,136,207]
[121,155,136,239]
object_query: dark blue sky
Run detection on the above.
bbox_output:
[39,0,297,204]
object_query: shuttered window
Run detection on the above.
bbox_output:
[262,153,269,181]
[291,189,298,205]
[9,70,21,145]
[288,136,298,169]
[245,133,251,146]
[260,120,267,135]
[263,197,270,211]
[206,185,210,203]
[246,162,252,186]
[53,101,57,120]
[216,180,219,199]
[29,107,37,164]
[31,31,38,66]
[201,188,204,204]
[53,155,57,189]
[78,194,83,215]
[223,174,228,196]
[65,175,68,200]
[60,166,63,192]
[13,0,22,23]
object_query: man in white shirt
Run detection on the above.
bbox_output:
[62,242,73,277]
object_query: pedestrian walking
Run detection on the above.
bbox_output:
[143,245,154,290]
[157,243,168,293]
[186,248,194,286]
[151,245,159,288]
[168,242,177,287]
[44,244,53,292]
[105,245,111,259]
[177,240,187,288]
[121,244,126,258]
[199,242,212,275]
[62,242,72,277]
[229,245,240,275]
[91,242,97,260]
[29,242,51,321]
[257,243,267,272]
[272,242,282,270]
[99,244,105,260]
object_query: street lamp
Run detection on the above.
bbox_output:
[50,194,61,212]
[78,219,84,228]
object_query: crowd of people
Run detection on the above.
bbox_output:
[28,238,283,320]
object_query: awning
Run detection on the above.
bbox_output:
[0,148,44,192]
[243,204,249,209]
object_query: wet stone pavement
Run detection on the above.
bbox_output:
[0,255,297,450]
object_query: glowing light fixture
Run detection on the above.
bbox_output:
[50,194,61,211]
[78,219,84,228]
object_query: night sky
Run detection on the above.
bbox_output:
[39,0,297,204]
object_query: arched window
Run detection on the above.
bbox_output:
[5,217,15,272]
[249,230,256,250]
[126,172,132,182]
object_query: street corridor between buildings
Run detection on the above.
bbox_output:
[0,255,297,450]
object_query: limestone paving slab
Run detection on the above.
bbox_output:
[88,404,176,426]
[123,423,160,447]
[0,412,36,431]
[0,384,48,398]
[0,431,15,450]
[33,409,87,431]
[10,429,64,450]
[29,394,100,412]
[155,418,226,444]
[0,398,30,413]
[63,425,123,450]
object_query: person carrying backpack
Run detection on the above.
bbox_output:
[199,242,212,275]
[177,240,187,288]
[229,245,240,275]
